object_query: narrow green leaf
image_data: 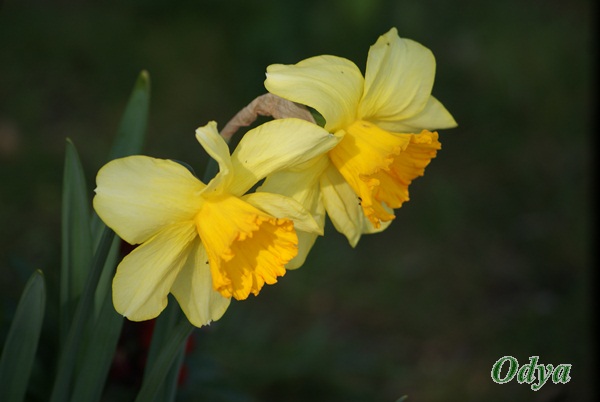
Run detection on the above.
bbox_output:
[50,228,115,402]
[144,299,183,402]
[93,235,121,317]
[134,319,194,402]
[60,139,93,346]
[0,270,46,402]
[202,156,220,183]
[107,70,151,161]
[145,301,179,373]
[91,69,150,261]
[52,70,150,402]
[70,286,123,402]
[157,347,186,402]
[309,107,325,127]
[90,70,151,310]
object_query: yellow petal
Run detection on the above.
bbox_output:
[171,240,231,327]
[242,191,323,270]
[371,130,441,209]
[257,154,329,218]
[195,194,297,300]
[112,222,197,321]
[287,229,320,270]
[195,121,233,195]
[265,56,363,132]
[258,153,329,198]
[320,161,393,242]
[361,206,393,234]
[329,120,440,228]
[358,28,436,123]
[228,118,338,196]
[319,163,364,247]
[372,96,457,133]
[94,156,204,245]
[258,157,329,270]
[242,192,321,235]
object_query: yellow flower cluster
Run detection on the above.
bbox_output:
[93,28,457,327]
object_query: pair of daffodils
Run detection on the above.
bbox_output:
[94,28,457,327]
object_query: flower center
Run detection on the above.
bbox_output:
[195,194,297,300]
[329,120,441,228]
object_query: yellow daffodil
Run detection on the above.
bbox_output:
[93,119,337,327]
[262,28,457,249]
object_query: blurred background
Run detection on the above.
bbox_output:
[0,0,593,401]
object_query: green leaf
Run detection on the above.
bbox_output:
[107,70,151,161]
[50,228,115,402]
[309,107,326,127]
[145,301,180,373]
[60,139,93,346]
[144,299,184,402]
[158,347,185,402]
[70,286,123,402]
[0,270,46,402]
[91,69,151,306]
[51,71,150,402]
[202,156,220,183]
[70,235,123,402]
[91,70,150,251]
[93,235,121,317]
[134,318,194,402]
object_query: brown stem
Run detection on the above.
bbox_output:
[220,93,315,141]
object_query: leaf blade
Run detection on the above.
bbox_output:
[91,69,151,278]
[60,139,93,345]
[49,228,115,402]
[107,70,151,161]
[0,270,46,402]
[91,70,151,311]
[70,287,124,402]
[134,319,194,402]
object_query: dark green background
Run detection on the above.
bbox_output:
[0,0,593,401]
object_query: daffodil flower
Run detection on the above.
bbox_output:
[263,28,457,247]
[93,119,337,327]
